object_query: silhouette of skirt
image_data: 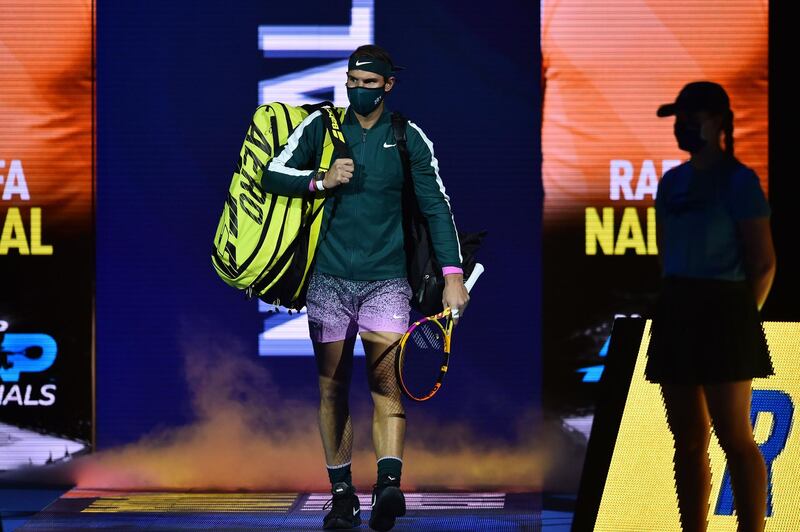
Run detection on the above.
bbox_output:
[645,277,773,385]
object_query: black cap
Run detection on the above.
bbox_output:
[657,81,731,117]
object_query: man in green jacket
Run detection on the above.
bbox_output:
[264,44,468,531]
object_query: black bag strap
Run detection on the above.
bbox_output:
[392,111,430,240]
[392,111,418,236]
[300,100,333,114]
[392,112,430,227]
[393,112,443,297]
[320,105,349,159]
[391,112,412,185]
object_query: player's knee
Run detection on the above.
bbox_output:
[368,378,399,398]
[319,377,350,405]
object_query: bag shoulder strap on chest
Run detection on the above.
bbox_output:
[391,112,411,180]
[392,112,443,314]
[391,112,429,227]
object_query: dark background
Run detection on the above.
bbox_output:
[764,0,798,324]
[0,233,93,443]
[95,0,542,448]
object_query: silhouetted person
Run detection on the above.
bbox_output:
[646,81,775,532]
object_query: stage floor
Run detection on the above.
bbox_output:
[12,489,574,531]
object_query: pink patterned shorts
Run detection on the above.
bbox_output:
[306,272,412,343]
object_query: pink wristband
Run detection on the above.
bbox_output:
[442,266,463,276]
[309,178,316,192]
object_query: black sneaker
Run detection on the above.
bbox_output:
[368,478,406,531]
[323,482,361,529]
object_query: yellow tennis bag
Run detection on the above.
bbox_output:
[212,102,346,309]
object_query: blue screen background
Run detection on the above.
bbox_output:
[96,0,542,448]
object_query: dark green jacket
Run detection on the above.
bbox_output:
[264,107,462,281]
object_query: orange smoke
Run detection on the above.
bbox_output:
[74,335,555,491]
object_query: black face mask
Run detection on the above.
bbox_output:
[346,85,386,116]
[674,122,707,153]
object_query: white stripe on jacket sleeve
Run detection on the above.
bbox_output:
[266,110,321,177]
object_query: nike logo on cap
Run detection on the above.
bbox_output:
[388,476,397,481]
[355,60,372,66]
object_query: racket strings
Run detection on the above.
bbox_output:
[411,321,445,350]
[400,319,448,399]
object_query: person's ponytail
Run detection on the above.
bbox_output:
[723,110,735,156]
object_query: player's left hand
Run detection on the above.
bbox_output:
[442,274,469,326]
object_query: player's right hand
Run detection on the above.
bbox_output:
[323,158,354,188]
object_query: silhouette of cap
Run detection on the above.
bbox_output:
[657,81,731,117]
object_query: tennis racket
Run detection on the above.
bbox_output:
[396,263,484,402]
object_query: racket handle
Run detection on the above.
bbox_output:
[464,263,484,294]
[450,263,484,319]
